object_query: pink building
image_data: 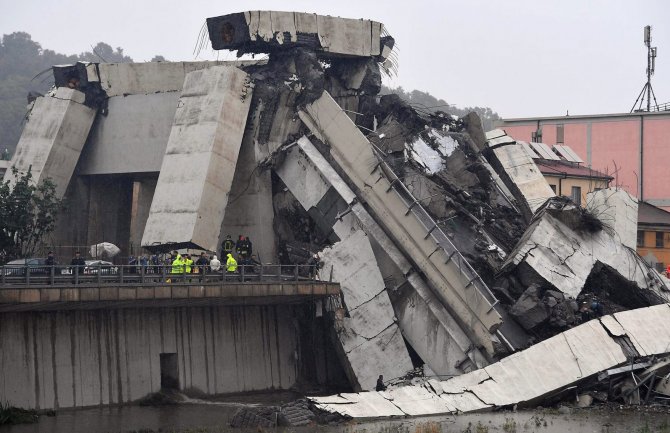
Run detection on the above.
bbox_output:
[496,111,670,211]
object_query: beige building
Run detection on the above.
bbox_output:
[536,159,612,206]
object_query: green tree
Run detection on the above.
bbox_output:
[0,167,63,262]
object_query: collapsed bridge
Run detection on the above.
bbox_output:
[2,10,669,415]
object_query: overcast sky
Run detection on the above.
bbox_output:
[2,0,668,118]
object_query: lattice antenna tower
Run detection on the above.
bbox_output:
[631,25,659,112]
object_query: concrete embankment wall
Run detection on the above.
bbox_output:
[0,306,298,410]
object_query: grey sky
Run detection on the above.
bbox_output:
[2,0,668,118]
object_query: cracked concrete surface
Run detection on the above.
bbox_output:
[319,230,413,391]
[310,304,670,418]
[503,198,669,300]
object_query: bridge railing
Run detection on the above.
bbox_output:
[0,264,321,288]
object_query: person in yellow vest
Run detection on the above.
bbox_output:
[184,254,194,274]
[171,252,184,275]
[226,253,238,278]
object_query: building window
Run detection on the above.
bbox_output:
[656,231,664,248]
[532,128,542,142]
[549,184,557,193]
[637,230,645,247]
[571,186,581,206]
[556,124,564,144]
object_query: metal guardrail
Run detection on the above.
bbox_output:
[0,264,321,288]
[374,153,500,310]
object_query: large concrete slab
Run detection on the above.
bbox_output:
[207,11,386,59]
[586,188,638,250]
[484,129,555,220]
[310,304,670,418]
[97,61,263,97]
[141,65,253,251]
[78,92,179,175]
[503,199,669,300]
[299,92,503,359]
[3,88,97,198]
[319,230,413,391]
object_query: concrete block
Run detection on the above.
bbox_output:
[77,93,179,175]
[97,61,260,97]
[99,287,118,301]
[19,290,40,303]
[171,286,188,299]
[80,288,99,301]
[484,130,555,220]
[504,198,669,300]
[320,230,413,391]
[4,88,97,198]
[207,12,387,58]
[40,289,61,302]
[154,286,171,298]
[119,288,137,300]
[586,188,638,249]
[141,65,253,251]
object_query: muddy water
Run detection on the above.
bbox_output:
[3,404,670,433]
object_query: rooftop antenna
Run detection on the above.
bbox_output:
[631,25,659,112]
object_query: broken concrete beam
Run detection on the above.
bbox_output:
[319,230,414,391]
[484,129,555,221]
[503,198,668,301]
[586,187,638,250]
[95,61,264,97]
[206,11,392,60]
[275,136,489,374]
[299,92,504,358]
[310,304,670,417]
[3,88,97,198]
[141,65,253,251]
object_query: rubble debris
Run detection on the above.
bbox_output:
[309,304,670,418]
[299,91,515,359]
[275,135,489,376]
[499,197,668,335]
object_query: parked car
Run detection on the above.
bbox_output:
[61,260,118,275]
[2,258,59,276]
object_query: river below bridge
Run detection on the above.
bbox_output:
[4,401,670,433]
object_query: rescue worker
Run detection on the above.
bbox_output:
[183,254,194,274]
[235,235,245,258]
[221,235,235,259]
[171,252,184,275]
[226,253,238,275]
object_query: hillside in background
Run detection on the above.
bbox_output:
[381,85,500,131]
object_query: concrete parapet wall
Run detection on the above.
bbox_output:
[0,305,298,410]
[4,88,96,198]
[141,65,253,251]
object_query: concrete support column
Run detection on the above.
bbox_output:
[141,66,253,251]
[4,88,97,198]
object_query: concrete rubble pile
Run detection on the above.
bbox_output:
[5,9,670,420]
